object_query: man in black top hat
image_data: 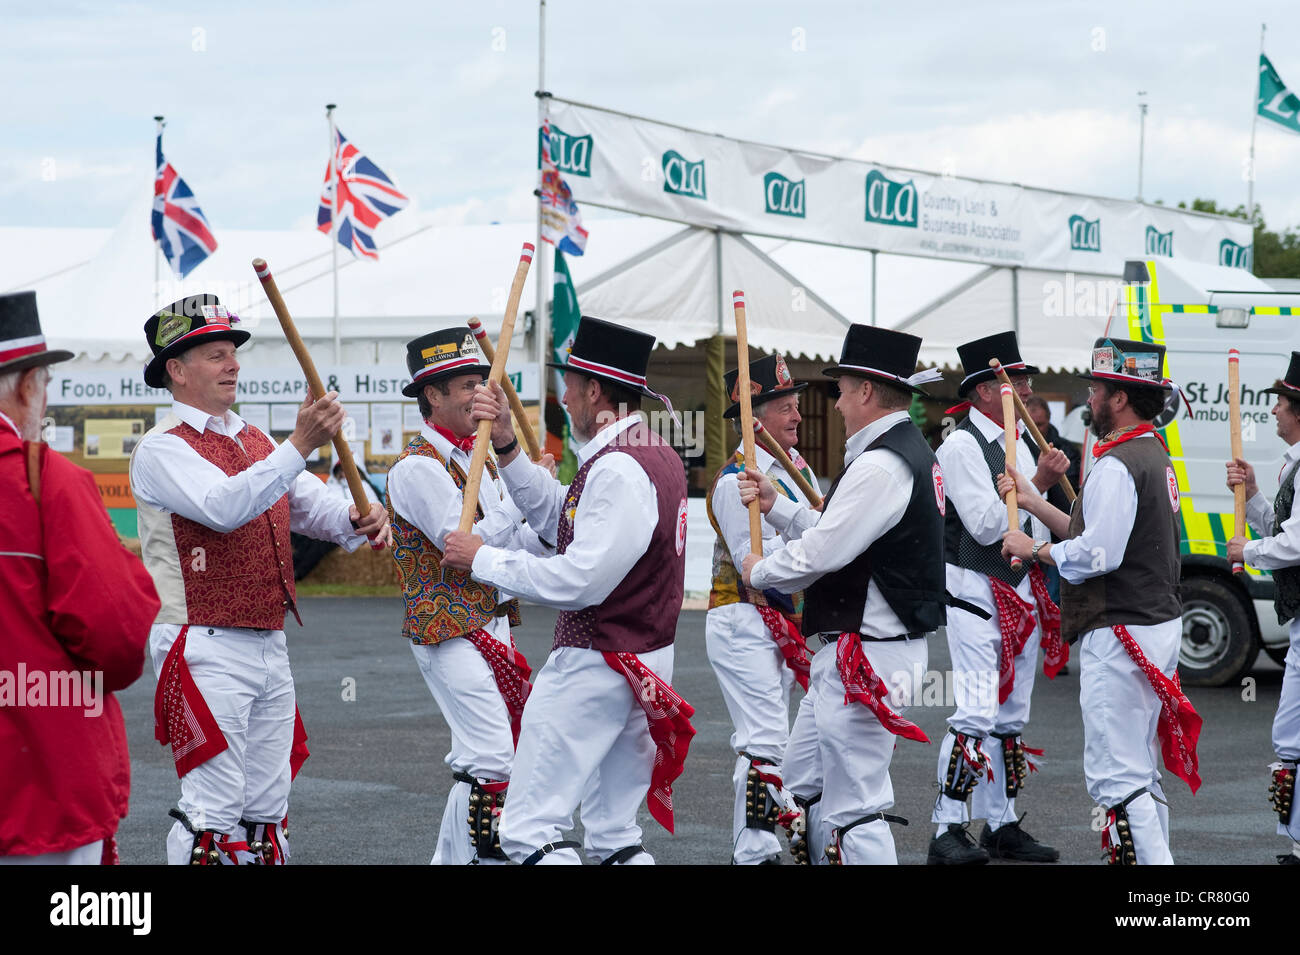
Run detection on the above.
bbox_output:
[385,326,545,864]
[1226,351,1300,864]
[928,331,1068,865]
[1003,337,1196,865]
[443,315,692,865]
[130,294,389,865]
[738,325,947,865]
[704,352,817,864]
[0,291,160,864]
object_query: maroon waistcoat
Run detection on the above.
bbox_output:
[168,422,298,630]
[553,420,687,654]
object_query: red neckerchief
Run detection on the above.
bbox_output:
[463,629,533,747]
[602,651,697,833]
[1030,565,1068,679]
[1091,423,1168,459]
[1111,624,1203,793]
[835,633,929,743]
[433,424,475,453]
[755,606,811,691]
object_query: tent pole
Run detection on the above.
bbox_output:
[870,249,877,326]
[535,0,549,414]
[714,229,724,334]
[1011,266,1020,337]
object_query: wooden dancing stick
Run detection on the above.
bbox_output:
[1001,382,1023,571]
[732,290,764,556]
[1228,348,1247,575]
[752,420,823,508]
[252,257,375,535]
[458,243,535,533]
[467,316,542,462]
[989,358,1076,503]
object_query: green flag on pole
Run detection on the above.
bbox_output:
[551,250,582,481]
[1258,53,1300,134]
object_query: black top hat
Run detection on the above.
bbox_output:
[143,295,250,389]
[402,327,491,398]
[0,291,73,375]
[823,325,934,395]
[1078,337,1171,392]
[547,316,667,404]
[723,354,809,419]
[956,331,1041,396]
[1263,352,1300,399]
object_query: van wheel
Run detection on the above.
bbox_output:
[1179,576,1257,687]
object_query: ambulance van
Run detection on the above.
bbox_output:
[1119,256,1294,685]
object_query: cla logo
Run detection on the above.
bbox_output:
[864,170,918,229]
[1145,226,1174,256]
[662,150,707,199]
[932,462,946,516]
[1166,466,1180,512]
[675,498,688,556]
[1219,239,1253,270]
[538,123,592,177]
[764,172,806,218]
[1069,214,1101,252]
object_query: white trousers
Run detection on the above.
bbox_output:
[409,633,515,865]
[1272,620,1300,841]
[705,603,795,864]
[0,841,102,865]
[1079,618,1181,865]
[933,588,1040,828]
[150,624,295,865]
[498,645,673,865]
[783,636,927,865]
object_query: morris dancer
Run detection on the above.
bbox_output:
[130,295,389,864]
[386,328,544,864]
[1003,337,1200,865]
[0,291,159,865]
[443,316,694,865]
[1225,351,1300,865]
[705,353,817,864]
[929,332,1068,865]
[740,325,947,865]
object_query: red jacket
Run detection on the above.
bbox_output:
[0,424,159,856]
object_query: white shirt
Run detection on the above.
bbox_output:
[130,400,365,548]
[936,406,1048,607]
[0,410,19,438]
[750,411,914,638]
[713,440,818,573]
[327,470,379,505]
[1048,439,1145,585]
[1244,441,1300,570]
[471,414,660,611]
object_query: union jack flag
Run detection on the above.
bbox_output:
[317,128,409,260]
[152,133,218,278]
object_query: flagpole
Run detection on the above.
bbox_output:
[327,103,340,365]
[153,115,164,308]
[534,0,550,417]
[1248,23,1265,237]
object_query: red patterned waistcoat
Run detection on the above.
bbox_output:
[167,422,299,630]
[387,435,521,646]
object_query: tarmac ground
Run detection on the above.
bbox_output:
[112,596,1290,866]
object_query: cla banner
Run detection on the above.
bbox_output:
[546,97,1254,273]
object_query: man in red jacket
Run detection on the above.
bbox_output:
[0,290,160,865]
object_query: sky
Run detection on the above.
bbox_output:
[4,0,1300,300]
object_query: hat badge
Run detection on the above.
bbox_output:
[775,356,792,387]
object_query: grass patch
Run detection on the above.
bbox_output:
[296,583,400,598]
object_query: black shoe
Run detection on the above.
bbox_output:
[1277,853,1300,865]
[927,823,990,865]
[980,819,1060,863]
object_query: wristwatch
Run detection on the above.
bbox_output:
[1030,540,1046,563]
